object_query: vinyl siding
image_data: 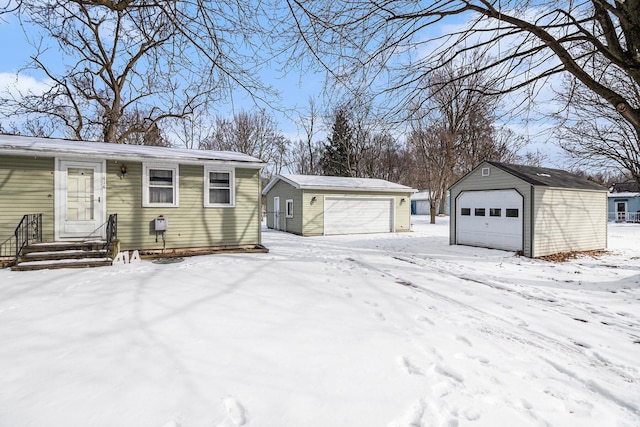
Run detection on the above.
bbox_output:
[303,190,412,235]
[450,163,532,256]
[106,162,261,251]
[264,180,303,234]
[532,188,607,257]
[0,156,55,256]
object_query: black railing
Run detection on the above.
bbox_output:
[15,213,43,263]
[105,213,118,255]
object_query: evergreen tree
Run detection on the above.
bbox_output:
[322,108,354,176]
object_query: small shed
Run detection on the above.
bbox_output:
[262,174,416,235]
[608,181,640,222]
[411,191,450,216]
[449,161,607,257]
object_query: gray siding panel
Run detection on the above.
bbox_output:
[532,188,607,257]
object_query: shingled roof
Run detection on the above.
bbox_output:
[486,161,606,191]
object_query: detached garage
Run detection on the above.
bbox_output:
[450,161,607,257]
[263,174,416,236]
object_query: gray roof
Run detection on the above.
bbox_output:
[610,181,639,193]
[262,174,416,195]
[0,134,265,167]
[486,161,606,191]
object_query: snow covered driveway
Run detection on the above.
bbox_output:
[0,217,638,426]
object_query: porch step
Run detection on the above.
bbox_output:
[12,240,113,271]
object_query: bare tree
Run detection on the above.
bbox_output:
[201,110,289,180]
[282,0,640,159]
[557,67,640,184]
[407,58,525,223]
[2,1,274,143]
[288,97,323,174]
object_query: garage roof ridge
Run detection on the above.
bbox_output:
[485,161,606,191]
[262,174,417,194]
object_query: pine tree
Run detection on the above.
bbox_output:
[322,109,354,177]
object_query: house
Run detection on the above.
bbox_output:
[449,161,607,258]
[0,135,266,267]
[608,181,640,222]
[410,191,450,216]
[262,174,416,235]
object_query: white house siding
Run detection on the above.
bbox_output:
[532,188,607,257]
[450,164,533,256]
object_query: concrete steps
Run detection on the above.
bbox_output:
[12,241,113,271]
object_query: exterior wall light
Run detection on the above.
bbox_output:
[311,196,317,204]
[120,164,127,178]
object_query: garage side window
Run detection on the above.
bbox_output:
[490,208,501,217]
[143,164,179,207]
[461,208,471,216]
[204,167,235,207]
[506,208,519,218]
[474,208,486,216]
[286,199,294,218]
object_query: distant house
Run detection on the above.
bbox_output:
[0,135,266,267]
[262,174,416,235]
[608,181,640,222]
[410,191,450,216]
[449,161,607,258]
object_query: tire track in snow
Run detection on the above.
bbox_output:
[345,256,640,418]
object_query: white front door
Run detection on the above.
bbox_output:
[273,197,280,230]
[56,159,106,239]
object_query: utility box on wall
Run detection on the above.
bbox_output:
[155,216,168,231]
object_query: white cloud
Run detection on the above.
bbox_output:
[0,72,54,98]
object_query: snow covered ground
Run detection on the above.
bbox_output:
[0,216,638,427]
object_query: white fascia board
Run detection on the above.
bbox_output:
[0,147,265,169]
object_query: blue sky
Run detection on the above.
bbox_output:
[0,6,565,166]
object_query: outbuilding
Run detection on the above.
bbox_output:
[262,174,416,235]
[449,161,607,257]
[0,135,266,267]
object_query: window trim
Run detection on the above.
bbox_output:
[143,163,179,208]
[285,199,294,218]
[204,167,235,208]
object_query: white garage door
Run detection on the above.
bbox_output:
[456,189,523,251]
[324,197,394,235]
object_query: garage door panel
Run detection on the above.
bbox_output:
[325,197,393,235]
[456,190,523,251]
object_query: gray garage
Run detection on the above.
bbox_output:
[263,174,415,236]
[449,161,607,257]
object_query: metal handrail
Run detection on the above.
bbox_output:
[14,213,43,263]
[105,213,118,255]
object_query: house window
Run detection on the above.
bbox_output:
[506,208,519,218]
[481,167,490,176]
[286,199,294,218]
[461,208,471,216]
[204,167,235,207]
[490,208,501,217]
[143,164,179,207]
[475,208,486,216]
